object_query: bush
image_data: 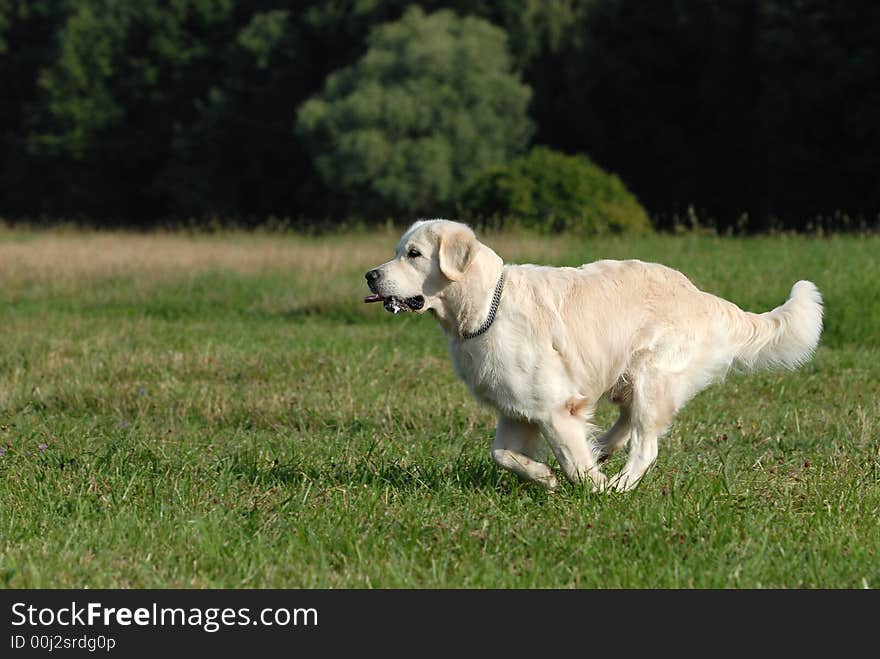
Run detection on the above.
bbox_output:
[462,147,651,234]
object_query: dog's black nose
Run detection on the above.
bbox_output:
[365,269,381,283]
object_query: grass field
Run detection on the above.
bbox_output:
[1,226,878,588]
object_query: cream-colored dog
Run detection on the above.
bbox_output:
[364,220,823,492]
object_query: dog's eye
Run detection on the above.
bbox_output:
[407,248,421,258]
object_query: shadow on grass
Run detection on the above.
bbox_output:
[170,300,396,328]
[262,302,393,326]
[221,450,510,493]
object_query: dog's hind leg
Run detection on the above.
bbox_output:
[493,416,558,490]
[592,406,632,463]
[592,374,634,462]
[607,375,680,492]
[607,423,660,493]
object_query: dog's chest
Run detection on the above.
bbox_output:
[449,337,541,415]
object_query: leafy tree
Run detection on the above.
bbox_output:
[523,0,880,230]
[161,6,321,220]
[25,0,241,220]
[296,6,532,219]
[0,1,76,217]
[755,0,880,227]
[2,0,878,229]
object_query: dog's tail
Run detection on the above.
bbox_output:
[731,280,823,372]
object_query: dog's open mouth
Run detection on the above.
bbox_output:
[363,293,425,314]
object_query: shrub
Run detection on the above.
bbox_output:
[462,147,651,234]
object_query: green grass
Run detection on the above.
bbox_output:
[0,227,878,588]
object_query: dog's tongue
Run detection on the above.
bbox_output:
[364,294,383,303]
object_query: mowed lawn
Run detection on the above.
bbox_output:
[0,226,878,588]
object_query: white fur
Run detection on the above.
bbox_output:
[367,220,824,492]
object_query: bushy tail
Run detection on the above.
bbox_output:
[733,280,824,372]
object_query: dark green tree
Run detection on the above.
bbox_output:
[296,6,532,219]
[25,0,241,220]
[523,0,880,230]
[0,1,75,217]
[2,0,878,229]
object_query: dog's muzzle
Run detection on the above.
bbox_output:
[363,269,424,314]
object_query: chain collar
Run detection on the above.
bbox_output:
[460,271,506,340]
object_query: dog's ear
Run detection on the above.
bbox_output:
[438,225,478,281]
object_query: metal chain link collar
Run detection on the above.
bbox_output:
[460,270,505,340]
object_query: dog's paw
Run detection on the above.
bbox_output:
[607,469,641,493]
[539,473,559,491]
[589,470,608,493]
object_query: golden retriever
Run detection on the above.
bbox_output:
[364,220,823,492]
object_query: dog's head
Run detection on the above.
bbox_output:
[364,220,498,320]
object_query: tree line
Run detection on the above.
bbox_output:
[1,0,878,231]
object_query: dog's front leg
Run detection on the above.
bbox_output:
[492,416,558,490]
[539,409,607,492]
